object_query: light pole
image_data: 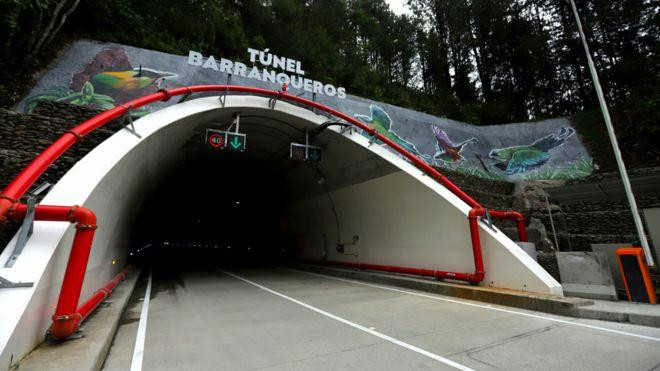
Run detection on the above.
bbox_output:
[569,0,654,266]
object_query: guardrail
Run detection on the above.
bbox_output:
[0,84,527,339]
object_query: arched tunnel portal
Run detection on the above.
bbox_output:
[0,94,560,365]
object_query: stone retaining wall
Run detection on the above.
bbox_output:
[0,101,120,251]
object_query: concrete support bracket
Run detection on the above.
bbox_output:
[0,276,33,288]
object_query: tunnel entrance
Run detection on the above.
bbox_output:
[2,93,560,298]
[131,144,292,266]
[0,92,562,367]
[126,103,399,270]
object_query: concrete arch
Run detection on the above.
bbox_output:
[0,95,561,366]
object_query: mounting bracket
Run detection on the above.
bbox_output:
[479,209,497,233]
[5,182,50,268]
[120,106,142,138]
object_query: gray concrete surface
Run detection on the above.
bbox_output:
[516,242,537,261]
[557,251,618,300]
[298,262,660,328]
[591,242,633,294]
[103,265,660,370]
[18,268,140,371]
[577,300,660,327]
[642,208,660,265]
[293,263,593,316]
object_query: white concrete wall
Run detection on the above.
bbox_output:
[0,95,561,368]
[288,128,561,294]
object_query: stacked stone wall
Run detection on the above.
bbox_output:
[0,101,120,251]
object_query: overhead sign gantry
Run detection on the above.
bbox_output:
[205,113,246,152]
[290,129,322,163]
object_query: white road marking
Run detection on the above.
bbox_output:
[219,269,474,371]
[289,268,660,343]
[130,270,153,371]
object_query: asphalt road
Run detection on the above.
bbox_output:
[102,263,660,370]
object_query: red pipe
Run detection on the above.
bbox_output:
[315,207,526,283]
[489,210,528,242]
[76,267,130,322]
[8,203,129,339]
[0,84,528,298]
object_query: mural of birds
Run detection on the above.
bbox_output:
[90,68,176,92]
[489,127,576,175]
[431,125,478,164]
[355,104,424,157]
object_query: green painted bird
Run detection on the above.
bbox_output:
[489,127,575,175]
[355,104,426,158]
[91,68,176,92]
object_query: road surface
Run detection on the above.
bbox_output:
[102,264,660,370]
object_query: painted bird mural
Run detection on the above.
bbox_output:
[91,67,176,93]
[431,125,478,164]
[489,127,576,175]
[355,104,426,158]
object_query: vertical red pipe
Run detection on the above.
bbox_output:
[9,204,98,339]
[467,215,486,282]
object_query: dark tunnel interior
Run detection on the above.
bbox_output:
[127,130,312,272]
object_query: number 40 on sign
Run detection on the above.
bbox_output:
[206,128,246,152]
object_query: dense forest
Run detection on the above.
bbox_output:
[1,0,658,167]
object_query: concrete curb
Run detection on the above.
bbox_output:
[290,263,660,327]
[17,268,141,371]
[576,304,660,328]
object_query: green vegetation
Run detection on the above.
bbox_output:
[440,164,507,181]
[0,0,657,169]
[571,98,660,172]
[520,157,595,181]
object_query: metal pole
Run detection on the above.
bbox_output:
[545,195,560,250]
[569,0,654,266]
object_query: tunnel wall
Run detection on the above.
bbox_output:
[0,95,560,367]
[287,134,560,293]
[0,99,219,367]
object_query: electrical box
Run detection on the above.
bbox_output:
[616,247,657,304]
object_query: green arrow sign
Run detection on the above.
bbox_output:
[308,147,321,162]
[226,132,246,152]
[290,143,322,162]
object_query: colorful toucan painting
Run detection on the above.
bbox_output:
[431,125,478,164]
[489,127,575,175]
[355,104,426,158]
[91,68,176,93]
[22,47,178,113]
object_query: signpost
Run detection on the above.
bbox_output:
[205,113,246,152]
[569,0,653,266]
[290,130,322,162]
